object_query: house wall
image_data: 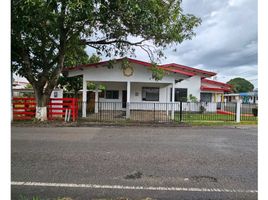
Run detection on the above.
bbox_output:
[97,82,170,110]
[68,62,211,110]
[201,82,225,102]
[69,62,186,84]
[164,76,201,101]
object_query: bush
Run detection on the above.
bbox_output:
[252,108,258,117]
[200,105,206,114]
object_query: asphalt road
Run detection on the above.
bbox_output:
[11,126,257,200]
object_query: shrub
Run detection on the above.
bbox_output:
[200,105,206,114]
[252,107,258,117]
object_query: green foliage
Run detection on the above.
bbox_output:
[188,94,198,103]
[227,77,254,93]
[121,57,131,70]
[11,0,201,111]
[24,83,33,89]
[199,105,206,114]
[87,82,106,91]
[150,63,166,81]
[58,54,101,96]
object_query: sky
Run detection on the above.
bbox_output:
[86,0,258,88]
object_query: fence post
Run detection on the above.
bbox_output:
[99,102,102,121]
[126,102,130,119]
[236,100,241,123]
[154,103,156,121]
[72,99,75,121]
[179,101,182,122]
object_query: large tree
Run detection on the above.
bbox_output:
[11,0,201,120]
[227,77,254,93]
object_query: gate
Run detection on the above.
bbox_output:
[12,97,78,121]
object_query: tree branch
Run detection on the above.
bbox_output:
[82,38,146,46]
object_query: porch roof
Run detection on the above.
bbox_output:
[200,86,231,92]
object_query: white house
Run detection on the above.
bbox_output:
[65,57,231,119]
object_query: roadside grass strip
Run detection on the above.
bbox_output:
[11,181,257,194]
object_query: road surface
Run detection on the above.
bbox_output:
[11,126,257,200]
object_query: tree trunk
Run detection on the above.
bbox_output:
[34,87,52,121]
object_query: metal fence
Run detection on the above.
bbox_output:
[240,103,258,121]
[78,101,257,123]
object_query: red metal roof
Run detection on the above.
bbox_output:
[201,79,231,87]
[200,86,231,92]
[64,57,215,77]
[160,63,216,77]
[158,67,195,76]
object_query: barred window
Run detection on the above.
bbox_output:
[142,87,159,101]
[170,88,188,102]
[106,90,119,99]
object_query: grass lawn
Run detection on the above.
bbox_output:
[175,112,257,122]
[184,120,257,126]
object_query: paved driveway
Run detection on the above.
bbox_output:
[11,126,257,200]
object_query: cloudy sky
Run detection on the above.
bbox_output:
[140,0,258,87]
[87,0,258,88]
[175,0,258,88]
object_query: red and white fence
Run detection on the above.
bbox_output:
[12,97,78,121]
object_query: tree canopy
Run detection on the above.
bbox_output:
[58,52,101,96]
[11,0,201,120]
[227,77,254,93]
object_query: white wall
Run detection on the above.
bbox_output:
[68,62,209,110]
[69,62,187,84]
[165,76,201,101]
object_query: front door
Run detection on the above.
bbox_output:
[122,90,127,108]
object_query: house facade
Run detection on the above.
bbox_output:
[65,57,231,118]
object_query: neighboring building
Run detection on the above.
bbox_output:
[12,79,63,99]
[65,57,231,118]
[12,80,29,89]
[13,88,63,98]
[224,91,258,104]
[200,79,231,103]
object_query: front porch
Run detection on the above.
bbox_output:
[81,81,177,119]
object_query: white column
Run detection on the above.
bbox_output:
[94,85,99,113]
[236,100,241,123]
[126,81,131,119]
[166,87,169,116]
[171,81,175,120]
[82,77,87,118]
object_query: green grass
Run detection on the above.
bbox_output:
[184,121,257,126]
[174,112,257,122]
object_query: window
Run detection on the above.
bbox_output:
[170,88,188,102]
[142,87,159,101]
[105,90,119,99]
[200,93,212,102]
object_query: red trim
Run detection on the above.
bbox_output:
[64,57,153,71]
[158,67,195,76]
[202,79,231,87]
[64,57,216,77]
[160,63,216,77]
[200,86,231,92]
[64,57,195,76]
